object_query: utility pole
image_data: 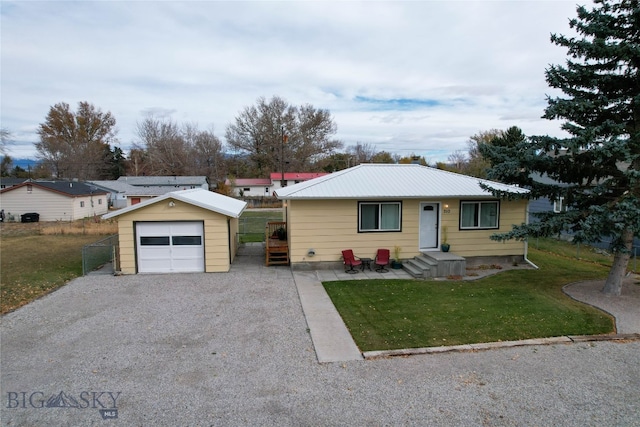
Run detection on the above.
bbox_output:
[281,127,288,188]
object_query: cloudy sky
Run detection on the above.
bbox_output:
[1,0,582,163]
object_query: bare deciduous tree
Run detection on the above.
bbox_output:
[1,128,11,156]
[36,102,118,179]
[225,96,342,176]
[136,117,187,175]
[346,142,377,165]
[135,117,225,183]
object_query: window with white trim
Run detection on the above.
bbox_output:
[80,201,85,207]
[460,201,499,229]
[358,201,401,232]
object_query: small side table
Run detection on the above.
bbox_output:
[360,257,372,271]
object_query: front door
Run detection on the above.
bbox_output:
[419,203,439,250]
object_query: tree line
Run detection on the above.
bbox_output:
[1,96,435,183]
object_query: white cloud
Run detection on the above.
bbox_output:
[1,0,581,162]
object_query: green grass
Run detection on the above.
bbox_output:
[530,237,614,267]
[323,247,614,351]
[238,210,283,243]
[1,234,105,314]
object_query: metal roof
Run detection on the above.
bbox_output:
[103,188,247,219]
[229,178,272,186]
[90,180,192,196]
[116,176,208,186]
[1,180,108,197]
[275,164,529,200]
[269,172,329,181]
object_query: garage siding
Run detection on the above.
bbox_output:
[114,199,232,274]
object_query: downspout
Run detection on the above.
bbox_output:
[523,200,539,269]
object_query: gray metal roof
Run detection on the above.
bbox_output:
[116,176,208,186]
[275,164,529,200]
[90,181,188,196]
[103,188,247,219]
[1,180,108,197]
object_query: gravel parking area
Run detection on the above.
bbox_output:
[2,247,639,426]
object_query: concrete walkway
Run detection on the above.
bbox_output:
[292,265,413,362]
[564,274,640,334]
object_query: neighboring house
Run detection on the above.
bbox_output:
[529,173,640,255]
[225,178,272,197]
[117,175,209,190]
[269,172,329,190]
[0,178,28,190]
[0,180,109,221]
[102,188,247,274]
[90,176,210,209]
[90,180,184,208]
[274,164,530,270]
[225,172,329,197]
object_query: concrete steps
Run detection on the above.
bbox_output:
[403,252,466,278]
[404,255,438,278]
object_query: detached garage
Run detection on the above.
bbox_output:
[103,188,247,274]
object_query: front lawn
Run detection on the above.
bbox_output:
[323,248,614,351]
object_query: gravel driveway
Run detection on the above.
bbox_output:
[2,248,639,426]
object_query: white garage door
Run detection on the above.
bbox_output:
[136,222,204,273]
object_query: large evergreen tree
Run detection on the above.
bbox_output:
[480,0,639,296]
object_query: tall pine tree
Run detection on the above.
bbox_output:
[480,0,639,296]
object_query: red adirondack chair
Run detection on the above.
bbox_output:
[342,249,362,274]
[375,248,390,273]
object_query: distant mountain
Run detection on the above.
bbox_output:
[0,157,39,169]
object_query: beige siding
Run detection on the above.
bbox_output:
[114,199,232,274]
[287,199,419,263]
[72,195,109,219]
[287,198,527,264]
[0,186,108,221]
[442,198,527,257]
[127,196,156,207]
[0,186,74,221]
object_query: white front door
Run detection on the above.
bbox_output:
[419,203,439,250]
[136,222,204,273]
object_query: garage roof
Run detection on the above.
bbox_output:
[275,163,529,200]
[102,188,247,219]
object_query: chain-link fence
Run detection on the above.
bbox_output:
[238,212,282,243]
[82,234,119,275]
[238,216,270,243]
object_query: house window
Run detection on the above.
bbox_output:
[460,201,499,229]
[80,201,85,208]
[265,187,269,193]
[553,197,565,213]
[98,198,102,205]
[243,187,251,192]
[359,201,401,232]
